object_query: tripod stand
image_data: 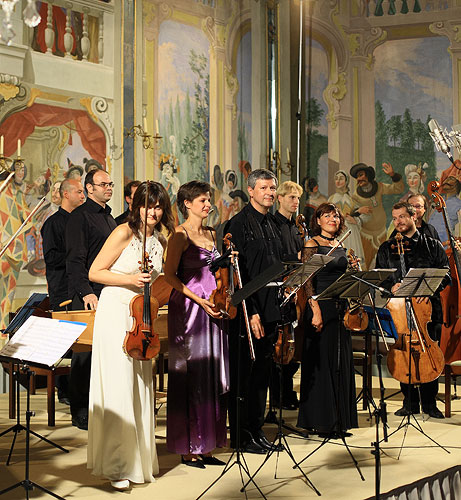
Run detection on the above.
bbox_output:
[292,268,393,481]
[0,365,65,500]
[197,262,288,500]
[383,267,450,458]
[241,322,320,496]
[0,361,68,465]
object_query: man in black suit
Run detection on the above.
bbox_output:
[66,169,116,429]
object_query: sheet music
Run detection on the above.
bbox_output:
[393,268,448,298]
[0,316,86,367]
[283,254,335,288]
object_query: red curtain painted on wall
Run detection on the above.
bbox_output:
[0,103,106,167]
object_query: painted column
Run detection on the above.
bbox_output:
[430,21,461,126]
[251,0,267,171]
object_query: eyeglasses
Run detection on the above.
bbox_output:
[92,182,114,189]
[410,204,424,209]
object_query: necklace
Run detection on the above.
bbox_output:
[319,233,335,241]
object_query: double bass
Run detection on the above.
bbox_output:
[428,180,461,374]
[123,186,161,361]
[386,233,445,384]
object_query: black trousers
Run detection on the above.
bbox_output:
[400,322,441,411]
[227,316,278,444]
[69,295,92,418]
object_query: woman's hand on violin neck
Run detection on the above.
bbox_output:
[130,271,152,289]
[199,298,223,319]
[230,250,239,265]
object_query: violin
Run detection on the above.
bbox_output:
[123,184,161,361]
[428,181,461,374]
[386,232,445,384]
[273,323,295,364]
[343,249,369,332]
[209,234,237,319]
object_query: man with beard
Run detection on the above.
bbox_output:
[65,169,117,429]
[224,169,284,454]
[376,202,450,418]
[350,162,404,269]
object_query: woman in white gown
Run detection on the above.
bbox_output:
[87,181,174,490]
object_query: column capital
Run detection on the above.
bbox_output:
[430,20,461,50]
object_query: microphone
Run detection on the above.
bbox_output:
[429,119,454,164]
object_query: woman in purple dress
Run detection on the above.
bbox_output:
[164,181,230,468]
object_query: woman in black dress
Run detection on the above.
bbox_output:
[297,203,358,437]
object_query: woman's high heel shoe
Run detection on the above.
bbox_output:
[181,455,205,469]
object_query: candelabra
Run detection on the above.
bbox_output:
[267,150,293,176]
[125,125,162,151]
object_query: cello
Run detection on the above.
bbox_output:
[386,233,445,384]
[428,180,461,374]
[123,185,161,361]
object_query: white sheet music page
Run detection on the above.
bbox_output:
[0,316,86,367]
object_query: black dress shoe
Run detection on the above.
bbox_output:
[58,397,70,405]
[254,435,285,452]
[423,407,444,419]
[199,455,226,465]
[181,456,206,468]
[238,439,267,454]
[282,402,298,411]
[394,406,420,417]
[71,415,88,430]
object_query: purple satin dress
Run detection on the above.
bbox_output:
[167,242,230,455]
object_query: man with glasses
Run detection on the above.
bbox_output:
[65,168,117,430]
[391,194,440,242]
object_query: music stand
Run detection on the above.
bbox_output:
[197,260,322,499]
[240,258,333,497]
[384,268,450,457]
[293,269,396,482]
[0,316,86,499]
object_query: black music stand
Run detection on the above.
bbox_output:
[0,316,85,499]
[196,262,287,500]
[240,259,334,497]
[384,268,450,457]
[0,364,65,500]
[293,269,396,482]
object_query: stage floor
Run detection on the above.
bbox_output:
[0,375,460,499]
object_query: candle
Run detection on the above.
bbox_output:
[155,119,159,136]
[287,147,291,163]
[0,136,3,156]
[143,116,148,134]
[17,139,21,157]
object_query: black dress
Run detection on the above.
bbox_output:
[297,244,358,434]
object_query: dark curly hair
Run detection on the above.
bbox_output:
[127,181,175,236]
[310,202,345,238]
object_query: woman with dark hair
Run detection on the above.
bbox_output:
[87,181,174,490]
[165,180,229,468]
[297,202,358,438]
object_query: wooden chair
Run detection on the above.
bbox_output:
[351,331,373,410]
[444,360,461,417]
[3,360,71,427]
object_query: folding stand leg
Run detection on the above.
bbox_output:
[0,366,66,500]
